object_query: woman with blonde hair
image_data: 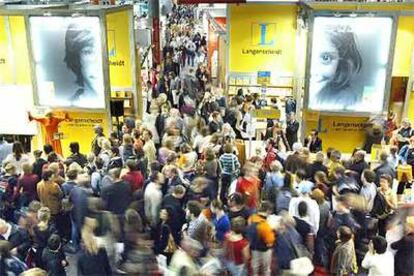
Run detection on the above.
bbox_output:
[120,133,135,163]
[33,207,57,269]
[98,138,112,171]
[77,218,112,275]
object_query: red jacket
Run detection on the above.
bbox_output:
[122,171,144,193]
[236,176,260,210]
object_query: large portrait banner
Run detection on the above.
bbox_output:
[30,16,105,109]
[307,16,394,113]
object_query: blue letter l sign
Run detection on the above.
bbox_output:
[259,23,274,46]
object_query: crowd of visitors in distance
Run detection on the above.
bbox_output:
[0,4,413,276]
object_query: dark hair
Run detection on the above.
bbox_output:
[47,234,61,251]
[325,28,362,92]
[228,192,245,206]
[69,142,80,154]
[283,172,293,190]
[362,169,376,183]
[126,159,138,171]
[372,236,387,254]
[64,24,96,86]
[12,141,24,161]
[338,226,353,242]
[111,147,120,156]
[43,144,54,155]
[95,157,104,170]
[298,201,308,218]
[296,169,307,181]
[187,201,202,217]
[379,152,389,162]
[312,129,319,136]
[150,161,161,173]
[42,169,54,181]
[47,152,59,163]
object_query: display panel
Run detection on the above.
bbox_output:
[30,16,105,109]
[308,16,393,113]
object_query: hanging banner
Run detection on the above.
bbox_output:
[106,10,133,89]
[228,4,297,80]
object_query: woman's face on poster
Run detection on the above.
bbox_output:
[311,34,340,91]
[79,42,101,92]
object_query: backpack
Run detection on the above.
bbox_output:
[245,222,267,251]
[370,192,390,219]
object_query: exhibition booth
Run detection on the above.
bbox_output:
[226,2,414,153]
[0,4,140,157]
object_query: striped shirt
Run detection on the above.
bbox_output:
[219,153,240,175]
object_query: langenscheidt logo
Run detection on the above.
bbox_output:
[242,22,281,56]
[107,29,125,67]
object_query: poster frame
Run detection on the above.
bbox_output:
[24,12,110,112]
[303,10,398,117]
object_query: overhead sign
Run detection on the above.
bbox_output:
[229,5,296,76]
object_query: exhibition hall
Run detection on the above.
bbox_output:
[0,0,413,275]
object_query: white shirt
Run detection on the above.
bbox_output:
[2,223,12,240]
[2,153,31,175]
[360,182,377,212]
[289,196,320,234]
[144,182,162,226]
[362,251,394,276]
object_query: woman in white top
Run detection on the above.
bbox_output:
[2,141,30,175]
[362,236,394,276]
[143,105,160,145]
[142,129,157,164]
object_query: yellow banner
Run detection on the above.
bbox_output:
[306,115,369,153]
[228,4,297,76]
[58,112,109,157]
[0,16,31,85]
[106,10,133,89]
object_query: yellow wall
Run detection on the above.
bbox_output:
[228,4,297,76]
[306,115,369,153]
[106,10,133,89]
[393,16,414,77]
[0,16,31,85]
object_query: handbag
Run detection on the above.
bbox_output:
[164,226,178,254]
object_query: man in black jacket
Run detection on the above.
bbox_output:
[285,112,299,150]
[101,168,132,215]
[307,152,328,181]
[305,129,323,153]
[374,152,396,185]
[161,185,186,242]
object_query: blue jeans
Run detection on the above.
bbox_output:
[71,216,80,250]
[226,261,246,276]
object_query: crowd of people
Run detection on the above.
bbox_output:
[0,4,413,276]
